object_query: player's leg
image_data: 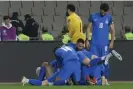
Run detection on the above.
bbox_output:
[38,63,46,81]
[71,62,81,85]
[21,76,43,86]
[21,71,60,86]
[54,62,76,85]
[21,64,54,86]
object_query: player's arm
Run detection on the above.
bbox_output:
[77,51,91,65]
[86,15,93,49]
[109,17,115,49]
[86,14,93,40]
[67,18,74,38]
[86,23,92,40]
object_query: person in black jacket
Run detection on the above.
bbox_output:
[11,12,24,35]
[23,14,39,39]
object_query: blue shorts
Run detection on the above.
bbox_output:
[89,44,109,80]
[89,44,108,57]
[57,61,81,82]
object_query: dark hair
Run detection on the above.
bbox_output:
[24,14,31,20]
[76,38,85,44]
[53,46,61,57]
[53,46,60,54]
[12,12,19,17]
[67,4,75,12]
[62,26,69,34]
[100,3,109,12]
[3,16,10,20]
[125,26,131,33]
[42,27,48,33]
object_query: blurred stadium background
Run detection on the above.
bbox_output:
[0,1,133,39]
[0,1,133,89]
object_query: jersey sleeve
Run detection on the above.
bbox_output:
[77,51,88,63]
[88,14,93,23]
[109,16,113,25]
[83,50,93,59]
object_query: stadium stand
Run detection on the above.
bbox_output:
[0,1,133,40]
[32,8,44,16]
[10,1,22,8]
[33,1,45,8]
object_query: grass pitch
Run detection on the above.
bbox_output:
[0,82,132,89]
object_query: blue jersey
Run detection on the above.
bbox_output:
[55,46,79,65]
[89,12,113,45]
[82,50,93,59]
[77,50,93,63]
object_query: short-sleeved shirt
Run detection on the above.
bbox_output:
[67,13,85,43]
[89,12,113,45]
[55,46,79,65]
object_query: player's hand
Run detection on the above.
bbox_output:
[85,40,90,50]
[109,41,114,49]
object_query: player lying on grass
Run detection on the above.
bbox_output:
[22,45,122,86]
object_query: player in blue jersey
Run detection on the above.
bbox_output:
[85,3,115,85]
[77,49,122,85]
[21,45,81,86]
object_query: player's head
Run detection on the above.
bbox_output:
[42,27,48,33]
[100,3,109,16]
[53,46,60,57]
[66,4,76,16]
[3,16,11,24]
[125,26,131,33]
[76,38,85,51]
[17,27,23,34]
[24,14,32,21]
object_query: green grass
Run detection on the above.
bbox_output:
[0,83,133,89]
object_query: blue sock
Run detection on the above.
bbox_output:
[29,79,42,86]
[38,66,46,81]
[90,58,104,66]
[54,80,66,85]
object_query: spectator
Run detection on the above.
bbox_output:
[62,26,71,44]
[23,14,39,39]
[41,27,54,41]
[17,27,30,41]
[11,12,24,35]
[124,26,133,40]
[0,16,16,41]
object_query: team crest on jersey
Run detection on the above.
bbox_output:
[3,30,7,35]
[105,18,108,24]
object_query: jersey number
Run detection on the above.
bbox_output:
[61,46,72,52]
[99,23,103,28]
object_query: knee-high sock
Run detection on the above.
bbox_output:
[90,57,105,66]
[38,66,46,81]
[54,80,66,85]
[29,79,42,86]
